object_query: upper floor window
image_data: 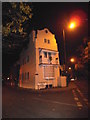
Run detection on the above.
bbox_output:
[48,52,51,57]
[56,58,58,60]
[44,52,47,58]
[45,30,48,33]
[48,40,50,44]
[44,39,50,44]
[44,39,47,43]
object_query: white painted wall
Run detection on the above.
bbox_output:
[18,28,60,89]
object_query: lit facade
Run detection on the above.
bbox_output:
[18,28,60,89]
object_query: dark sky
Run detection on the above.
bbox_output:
[32,2,88,61]
[2,2,88,76]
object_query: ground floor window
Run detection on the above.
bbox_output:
[43,65,54,79]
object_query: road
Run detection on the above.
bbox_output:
[2,80,88,118]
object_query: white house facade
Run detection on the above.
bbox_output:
[18,28,60,89]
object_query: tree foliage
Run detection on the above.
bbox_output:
[76,37,88,68]
[2,2,33,37]
[2,2,33,55]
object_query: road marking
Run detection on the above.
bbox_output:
[52,108,55,111]
[77,102,83,107]
[74,97,79,101]
[76,88,88,106]
[33,97,77,107]
[72,89,83,110]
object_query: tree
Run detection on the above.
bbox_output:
[2,2,33,54]
[76,37,88,66]
[75,37,88,79]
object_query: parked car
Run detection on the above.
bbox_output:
[70,75,77,81]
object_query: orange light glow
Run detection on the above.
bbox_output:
[69,16,81,29]
[70,58,75,63]
[69,22,76,29]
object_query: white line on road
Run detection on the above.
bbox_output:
[72,89,83,109]
[76,88,88,105]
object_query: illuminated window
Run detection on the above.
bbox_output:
[44,52,47,58]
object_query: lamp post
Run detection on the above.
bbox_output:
[63,22,76,73]
[70,57,76,79]
[63,29,66,72]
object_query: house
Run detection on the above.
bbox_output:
[18,28,60,89]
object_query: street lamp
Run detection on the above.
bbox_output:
[63,22,76,72]
[69,22,76,29]
[70,58,75,63]
[69,67,71,70]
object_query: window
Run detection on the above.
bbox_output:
[48,52,51,57]
[48,40,50,44]
[44,66,54,79]
[56,58,58,64]
[44,39,47,43]
[39,55,42,63]
[45,30,48,33]
[44,52,47,58]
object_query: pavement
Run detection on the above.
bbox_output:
[2,80,88,118]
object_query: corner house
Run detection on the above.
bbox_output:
[18,28,60,89]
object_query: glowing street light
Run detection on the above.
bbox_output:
[69,67,71,70]
[69,22,76,29]
[63,21,76,71]
[70,58,75,63]
[7,77,9,80]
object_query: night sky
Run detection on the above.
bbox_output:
[2,2,88,76]
[32,2,88,61]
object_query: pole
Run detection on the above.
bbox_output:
[63,29,67,72]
